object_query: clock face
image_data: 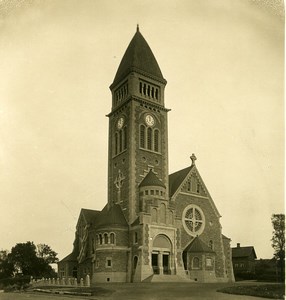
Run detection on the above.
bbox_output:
[117,117,124,129]
[145,114,155,126]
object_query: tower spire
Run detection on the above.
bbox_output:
[136,24,139,32]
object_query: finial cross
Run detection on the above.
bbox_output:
[190,153,197,166]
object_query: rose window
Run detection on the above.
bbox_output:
[182,205,205,236]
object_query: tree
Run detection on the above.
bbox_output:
[271,214,285,281]
[0,250,14,279]
[37,244,58,264]
[0,242,58,279]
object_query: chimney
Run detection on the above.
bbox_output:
[237,243,240,248]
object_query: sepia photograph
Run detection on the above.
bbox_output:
[0,0,284,299]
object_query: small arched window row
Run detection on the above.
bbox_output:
[140,189,165,197]
[139,80,160,102]
[140,125,160,153]
[96,232,116,245]
[114,126,127,156]
[115,82,128,106]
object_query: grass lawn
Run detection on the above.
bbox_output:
[217,283,285,299]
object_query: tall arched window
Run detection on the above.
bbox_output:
[119,130,123,152]
[151,208,158,223]
[99,234,103,245]
[147,127,152,150]
[140,125,145,148]
[192,257,200,269]
[110,233,115,244]
[123,126,127,150]
[104,233,108,244]
[115,132,118,155]
[154,129,159,152]
[160,203,166,224]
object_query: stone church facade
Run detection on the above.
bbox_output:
[58,27,235,283]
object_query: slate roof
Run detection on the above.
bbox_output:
[81,208,101,225]
[96,204,128,228]
[184,236,215,253]
[139,169,166,188]
[60,251,77,262]
[112,28,166,87]
[169,166,193,197]
[222,234,231,240]
[232,246,257,259]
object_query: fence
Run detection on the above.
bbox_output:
[30,275,90,287]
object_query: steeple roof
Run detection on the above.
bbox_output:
[112,27,166,86]
[139,169,166,188]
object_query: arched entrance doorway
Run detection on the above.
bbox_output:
[152,234,173,275]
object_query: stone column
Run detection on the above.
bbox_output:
[158,252,163,274]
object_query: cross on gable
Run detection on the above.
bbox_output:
[190,153,197,166]
[114,169,125,190]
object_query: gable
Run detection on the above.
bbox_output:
[232,247,257,259]
[169,165,221,218]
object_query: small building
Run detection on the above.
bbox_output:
[232,243,257,278]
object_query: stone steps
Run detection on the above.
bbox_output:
[150,274,194,282]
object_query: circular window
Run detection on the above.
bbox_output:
[182,204,205,236]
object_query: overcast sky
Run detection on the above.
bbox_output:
[0,0,284,261]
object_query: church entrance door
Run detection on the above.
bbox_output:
[152,252,159,274]
[163,253,170,274]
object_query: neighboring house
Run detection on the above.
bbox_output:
[58,27,235,284]
[232,243,257,276]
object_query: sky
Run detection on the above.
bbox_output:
[0,0,284,261]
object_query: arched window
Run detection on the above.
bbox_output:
[115,132,118,155]
[147,127,152,150]
[99,234,103,245]
[123,126,127,150]
[110,233,115,244]
[140,125,145,148]
[119,130,123,152]
[160,203,166,224]
[104,233,108,244]
[134,232,138,244]
[192,257,200,269]
[151,208,158,223]
[154,129,159,152]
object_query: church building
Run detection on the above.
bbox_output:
[58,27,235,283]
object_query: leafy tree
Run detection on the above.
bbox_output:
[271,214,285,281]
[37,244,58,264]
[0,250,14,279]
[0,242,58,279]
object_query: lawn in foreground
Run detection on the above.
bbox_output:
[217,284,285,299]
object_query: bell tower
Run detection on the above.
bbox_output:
[107,26,169,223]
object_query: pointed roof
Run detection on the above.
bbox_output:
[96,204,128,228]
[184,236,215,253]
[169,166,193,197]
[59,251,77,263]
[232,246,257,259]
[139,169,166,188]
[112,28,166,87]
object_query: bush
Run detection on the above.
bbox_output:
[0,276,31,291]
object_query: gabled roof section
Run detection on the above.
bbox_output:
[139,169,166,188]
[112,27,166,87]
[59,251,77,263]
[169,162,221,218]
[96,204,128,228]
[76,208,100,228]
[232,246,257,259]
[169,165,193,197]
[184,236,215,253]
